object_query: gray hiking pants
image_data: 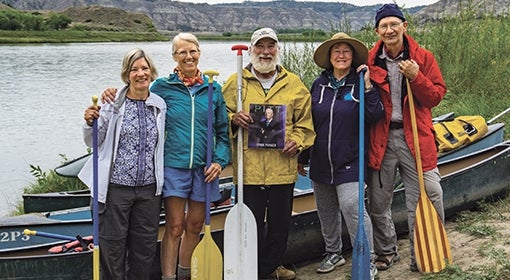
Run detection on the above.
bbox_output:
[99,183,162,280]
[367,128,444,260]
[313,181,374,257]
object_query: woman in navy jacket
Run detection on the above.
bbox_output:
[298,32,384,277]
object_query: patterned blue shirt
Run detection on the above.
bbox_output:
[110,98,158,186]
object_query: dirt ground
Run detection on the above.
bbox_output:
[292,205,510,279]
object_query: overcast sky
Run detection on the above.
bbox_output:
[179,0,440,8]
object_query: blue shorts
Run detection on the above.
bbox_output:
[162,167,221,202]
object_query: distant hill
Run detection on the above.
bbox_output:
[1,0,506,32]
[0,3,13,10]
[414,0,510,23]
[0,0,423,32]
[60,6,157,32]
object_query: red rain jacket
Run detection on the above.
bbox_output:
[367,34,446,172]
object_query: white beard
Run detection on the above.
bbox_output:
[251,53,278,74]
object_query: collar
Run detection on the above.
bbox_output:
[382,44,405,60]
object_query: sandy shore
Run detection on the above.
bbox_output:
[293,235,420,280]
[291,201,510,279]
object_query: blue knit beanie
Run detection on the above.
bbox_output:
[375,3,406,27]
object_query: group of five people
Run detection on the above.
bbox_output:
[78,3,446,280]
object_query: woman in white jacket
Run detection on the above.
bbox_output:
[78,48,166,280]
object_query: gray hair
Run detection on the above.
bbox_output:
[171,32,200,54]
[120,48,158,84]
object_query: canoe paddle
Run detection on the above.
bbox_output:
[191,70,223,280]
[351,69,371,280]
[407,79,452,273]
[223,45,258,280]
[23,229,93,252]
[91,95,100,280]
[23,229,76,241]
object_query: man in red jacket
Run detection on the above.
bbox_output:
[366,3,447,272]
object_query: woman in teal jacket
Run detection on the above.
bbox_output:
[152,33,230,280]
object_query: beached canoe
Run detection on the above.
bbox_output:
[437,122,504,163]
[2,140,510,279]
[23,164,233,214]
[0,188,317,279]
[26,120,504,213]
[1,189,233,254]
[22,190,91,214]
[22,178,234,214]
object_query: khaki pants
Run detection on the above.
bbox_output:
[367,129,444,260]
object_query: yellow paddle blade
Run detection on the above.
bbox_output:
[191,225,223,280]
[93,246,100,280]
[407,78,452,273]
[414,193,453,273]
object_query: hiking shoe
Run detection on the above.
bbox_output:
[261,265,296,280]
[316,253,346,273]
[370,263,378,280]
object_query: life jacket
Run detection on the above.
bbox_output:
[48,235,93,254]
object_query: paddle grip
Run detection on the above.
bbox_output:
[231,44,248,56]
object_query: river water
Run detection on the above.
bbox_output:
[0,41,251,217]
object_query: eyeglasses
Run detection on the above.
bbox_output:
[377,21,404,31]
[174,50,200,58]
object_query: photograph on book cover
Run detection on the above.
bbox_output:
[248,103,286,149]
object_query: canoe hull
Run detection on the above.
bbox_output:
[28,123,504,213]
[2,141,510,279]
[391,140,510,234]
[22,190,91,214]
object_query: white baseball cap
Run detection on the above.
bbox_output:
[251,28,279,45]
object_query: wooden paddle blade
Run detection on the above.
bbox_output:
[351,224,371,280]
[413,193,452,273]
[407,78,452,273]
[191,225,223,280]
[223,204,258,280]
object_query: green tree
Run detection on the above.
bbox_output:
[45,13,72,30]
[0,10,23,30]
[24,12,45,30]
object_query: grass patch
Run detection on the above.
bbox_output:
[453,199,506,238]
[0,30,168,43]
[10,154,88,216]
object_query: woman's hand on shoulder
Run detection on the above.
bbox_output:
[101,88,118,104]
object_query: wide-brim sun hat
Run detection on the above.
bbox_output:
[313,32,368,69]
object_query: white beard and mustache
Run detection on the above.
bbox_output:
[250,51,279,74]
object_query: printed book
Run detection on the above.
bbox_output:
[248,104,286,149]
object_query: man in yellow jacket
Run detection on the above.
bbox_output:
[222,27,315,280]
